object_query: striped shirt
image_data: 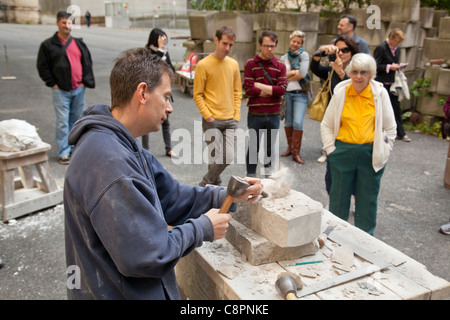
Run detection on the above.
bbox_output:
[243,55,287,114]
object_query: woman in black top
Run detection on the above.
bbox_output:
[374,28,410,142]
[142,28,178,158]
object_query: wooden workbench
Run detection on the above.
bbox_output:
[175,209,450,300]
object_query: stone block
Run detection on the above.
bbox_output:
[356,24,386,47]
[225,220,318,266]
[422,38,450,62]
[229,42,256,71]
[437,68,450,96]
[232,179,322,248]
[213,11,254,43]
[277,12,319,32]
[416,92,446,117]
[319,17,331,34]
[400,47,417,71]
[433,10,449,29]
[424,65,442,92]
[420,7,435,29]
[188,11,217,40]
[372,0,420,22]
[439,17,450,39]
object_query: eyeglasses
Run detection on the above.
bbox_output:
[350,70,370,76]
[339,47,351,53]
[262,45,276,49]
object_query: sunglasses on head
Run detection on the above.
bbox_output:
[339,47,351,53]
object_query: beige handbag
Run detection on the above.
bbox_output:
[309,70,334,122]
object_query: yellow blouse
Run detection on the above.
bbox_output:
[337,84,375,144]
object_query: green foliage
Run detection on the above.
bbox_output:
[409,77,432,98]
[420,0,450,12]
[190,0,271,12]
[402,111,443,138]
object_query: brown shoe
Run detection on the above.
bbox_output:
[291,130,305,164]
[281,127,293,157]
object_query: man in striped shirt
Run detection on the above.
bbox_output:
[243,31,287,177]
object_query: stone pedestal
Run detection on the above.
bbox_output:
[226,178,322,265]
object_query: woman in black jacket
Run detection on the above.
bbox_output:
[142,28,178,158]
[374,28,410,142]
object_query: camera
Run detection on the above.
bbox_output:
[314,50,327,58]
[328,52,337,62]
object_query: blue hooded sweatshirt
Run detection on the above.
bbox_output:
[64,104,232,299]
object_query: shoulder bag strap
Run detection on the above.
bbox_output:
[258,62,274,85]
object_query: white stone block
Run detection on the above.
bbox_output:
[232,179,323,248]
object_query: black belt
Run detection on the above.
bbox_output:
[288,90,304,94]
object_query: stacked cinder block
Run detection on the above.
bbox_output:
[187,11,255,72]
[415,14,450,118]
[225,179,323,266]
[186,11,320,72]
[254,12,319,57]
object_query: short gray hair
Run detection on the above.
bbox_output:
[289,30,305,42]
[345,53,377,78]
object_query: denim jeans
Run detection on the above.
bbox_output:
[52,86,85,158]
[246,114,280,175]
[284,91,307,130]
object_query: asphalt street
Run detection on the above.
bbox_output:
[0,24,449,300]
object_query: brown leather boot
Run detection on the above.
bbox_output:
[281,126,293,157]
[291,130,305,164]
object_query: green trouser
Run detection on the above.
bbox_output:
[328,140,385,235]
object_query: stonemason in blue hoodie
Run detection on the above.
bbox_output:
[64,104,233,299]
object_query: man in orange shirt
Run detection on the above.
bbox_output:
[193,26,242,187]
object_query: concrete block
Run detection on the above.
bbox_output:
[422,38,450,62]
[225,219,318,266]
[416,92,446,117]
[439,17,450,39]
[214,11,254,43]
[229,42,256,71]
[232,179,322,248]
[400,47,418,71]
[279,12,319,32]
[188,11,217,40]
[318,34,336,46]
[319,17,331,34]
[437,68,450,96]
[372,0,420,22]
[424,65,442,93]
[433,10,449,29]
[356,24,386,47]
[420,7,435,29]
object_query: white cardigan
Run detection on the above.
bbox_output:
[320,79,397,172]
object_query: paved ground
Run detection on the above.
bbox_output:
[0,24,449,300]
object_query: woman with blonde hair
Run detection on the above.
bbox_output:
[374,28,410,142]
[321,53,397,235]
[280,30,310,164]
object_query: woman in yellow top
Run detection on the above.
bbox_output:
[320,53,397,235]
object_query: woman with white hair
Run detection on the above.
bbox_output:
[320,53,397,235]
[280,30,310,164]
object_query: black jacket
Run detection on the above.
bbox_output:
[374,41,400,84]
[37,32,95,91]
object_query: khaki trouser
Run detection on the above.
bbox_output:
[199,118,238,186]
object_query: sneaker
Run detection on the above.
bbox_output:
[317,154,327,163]
[439,222,450,235]
[58,156,70,165]
[398,135,411,142]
